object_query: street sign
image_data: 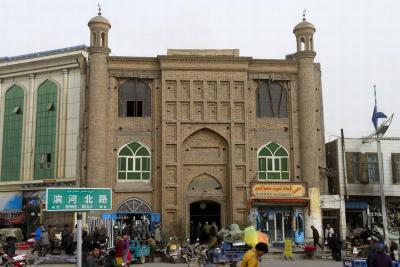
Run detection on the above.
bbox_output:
[46,188,112,211]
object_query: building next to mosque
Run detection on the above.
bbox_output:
[0,46,87,234]
[0,10,326,242]
[83,11,326,242]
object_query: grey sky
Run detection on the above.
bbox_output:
[1,0,399,140]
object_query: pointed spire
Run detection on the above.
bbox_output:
[374,84,377,106]
[303,9,307,21]
[98,3,102,16]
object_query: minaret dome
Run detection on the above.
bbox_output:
[88,7,111,49]
[293,15,316,53]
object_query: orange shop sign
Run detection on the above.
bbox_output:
[251,183,306,198]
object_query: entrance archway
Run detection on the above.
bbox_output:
[190,200,221,241]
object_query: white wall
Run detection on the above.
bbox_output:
[339,138,400,196]
[0,50,87,183]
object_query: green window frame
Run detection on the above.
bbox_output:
[1,85,24,181]
[117,141,150,181]
[258,142,289,180]
[33,80,58,180]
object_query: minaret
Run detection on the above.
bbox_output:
[293,14,322,238]
[86,7,111,188]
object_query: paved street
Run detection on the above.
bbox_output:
[32,258,343,267]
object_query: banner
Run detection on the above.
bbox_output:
[251,183,306,198]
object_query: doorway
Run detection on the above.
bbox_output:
[259,209,294,243]
[190,201,221,240]
[322,209,341,239]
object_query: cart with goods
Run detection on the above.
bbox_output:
[129,240,150,264]
[342,258,400,267]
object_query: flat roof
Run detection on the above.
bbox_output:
[0,45,87,63]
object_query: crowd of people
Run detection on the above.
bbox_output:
[31,224,74,257]
[190,221,219,243]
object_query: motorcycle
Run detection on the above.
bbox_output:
[166,238,180,263]
[180,239,195,265]
[0,252,28,267]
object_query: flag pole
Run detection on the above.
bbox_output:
[374,85,388,243]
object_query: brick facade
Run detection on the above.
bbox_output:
[84,15,325,239]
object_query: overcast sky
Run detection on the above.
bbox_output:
[1,0,399,140]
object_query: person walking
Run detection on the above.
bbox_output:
[328,233,342,261]
[147,234,157,263]
[370,243,394,267]
[115,236,124,266]
[240,242,269,267]
[324,224,334,245]
[190,221,196,243]
[311,225,323,250]
[39,229,51,257]
[104,249,118,267]
[201,222,210,242]
[196,222,202,241]
[122,234,130,267]
[31,224,43,256]
[210,222,219,237]
[82,231,91,267]
[155,224,162,248]
[86,246,100,267]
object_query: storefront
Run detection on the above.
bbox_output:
[248,182,308,245]
[0,192,24,228]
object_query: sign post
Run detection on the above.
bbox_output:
[46,188,112,267]
[77,212,83,267]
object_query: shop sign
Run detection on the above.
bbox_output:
[251,183,306,198]
[46,188,112,211]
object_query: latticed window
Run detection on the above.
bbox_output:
[256,81,288,118]
[34,80,57,179]
[258,142,289,180]
[119,80,151,117]
[367,154,379,183]
[1,85,24,181]
[117,141,150,181]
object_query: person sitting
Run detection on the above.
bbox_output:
[3,237,16,256]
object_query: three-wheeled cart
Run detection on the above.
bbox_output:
[130,240,150,264]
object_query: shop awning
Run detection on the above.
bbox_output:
[0,192,22,212]
[345,200,369,209]
[249,197,309,205]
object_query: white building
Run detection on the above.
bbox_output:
[323,137,400,240]
[0,46,87,234]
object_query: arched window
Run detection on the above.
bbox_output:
[300,37,306,51]
[34,80,57,180]
[1,85,24,181]
[258,142,289,180]
[92,32,96,46]
[119,80,151,117]
[256,81,288,118]
[117,141,150,181]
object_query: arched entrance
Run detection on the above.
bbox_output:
[182,128,228,235]
[190,200,221,239]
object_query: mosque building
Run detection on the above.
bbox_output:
[0,10,326,242]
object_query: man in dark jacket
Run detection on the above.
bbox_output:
[328,233,342,261]
[85,246,100,267]
[370,243,393,267]
[311,225,323,250]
